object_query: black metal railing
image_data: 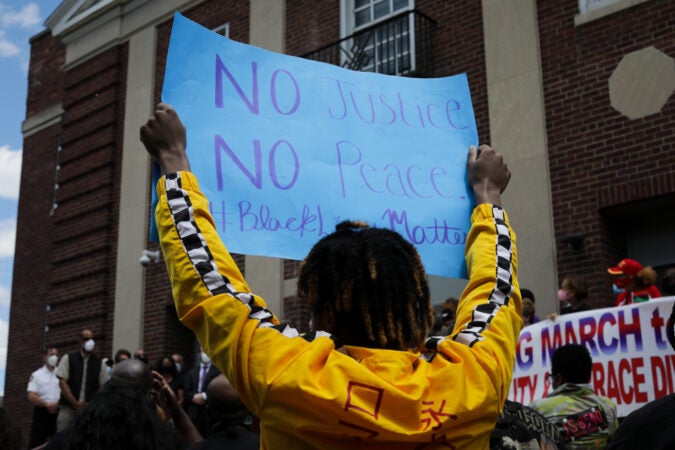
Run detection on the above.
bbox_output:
[302,10,436,77]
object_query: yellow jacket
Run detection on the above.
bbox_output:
[156,171,522,449]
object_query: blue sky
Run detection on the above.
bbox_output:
[0,0,59,396]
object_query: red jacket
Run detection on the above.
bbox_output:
[615,285,661,306]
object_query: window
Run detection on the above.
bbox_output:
[342,0,414,75]
[575,0,652,25]
[579,0,621,14]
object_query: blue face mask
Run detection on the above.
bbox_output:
[612,284,625,295]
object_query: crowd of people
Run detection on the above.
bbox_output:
[510,257,673,327]
[10,332,259,450]
[2,104,673,449]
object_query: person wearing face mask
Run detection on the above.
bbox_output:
[185,348,221,437]
[558,274,590,315]
[55,328,107,432]
[27,347,61,448]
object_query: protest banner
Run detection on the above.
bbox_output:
[509,296,675,417]
[159,12,478,278]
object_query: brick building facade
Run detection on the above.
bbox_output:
[5,0,673,441]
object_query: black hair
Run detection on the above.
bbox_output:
[297,220,433,350]
[155,354,178,378]
[662,266,675,296]
[206,374,250,428]
[520,289,535,302]
[114,349,132,363]
[551,344,592,384]
[63,384,183,450]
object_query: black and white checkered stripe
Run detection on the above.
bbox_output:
[165,172,275,323]
[454,206,513,347]
[425,206,513,351]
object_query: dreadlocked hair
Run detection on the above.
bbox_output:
[298,220,434,350]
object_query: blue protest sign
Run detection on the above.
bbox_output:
[161,12,477,278]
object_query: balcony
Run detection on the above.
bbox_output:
[302,10,436,78]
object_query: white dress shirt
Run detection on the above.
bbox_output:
[27,365,61,404]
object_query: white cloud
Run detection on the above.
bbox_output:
[0,30,20,57]
[0,3,41,29]
[0,284,9,308]
[0,220,16,259]
[0,145,22,199]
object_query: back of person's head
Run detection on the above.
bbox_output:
[562,274,588,300]
[110,358,152,392]
[520,289,535,302]
[133,349,149,364]
[63,383,183,450]
[156,355,178,379]
[634,266,657,288]
[297,220,433,350]
[663,267,675,296]
[171,353,185,368]
[114,348,131,363]
[552,344,592,384]
[206,374,249,423]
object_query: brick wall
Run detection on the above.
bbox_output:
[143,0,252,370]
[5,31,65,440]
[417,0,489,140]
[154,0,250,104]
[5,120,62,441]
[45,42,128,358]
[285,0,341,56]
[283,294,311,333]
[538,0,675,307]
[26,30,65,116]
[5,34,127,442]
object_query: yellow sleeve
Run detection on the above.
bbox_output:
[446,204,522,406]
[155,171,316,415]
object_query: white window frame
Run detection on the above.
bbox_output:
[213,22,230,38]
[575,0,652,26]
[340,0,416,75]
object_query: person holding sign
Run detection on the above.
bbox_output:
[141,103,522,449]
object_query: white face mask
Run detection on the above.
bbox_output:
[175,362,182,373]
[200,352,211,365]
[83,339,95,352]
[47,355,58,367]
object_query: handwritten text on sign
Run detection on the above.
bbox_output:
[162,12,478,278]
[509,297,675,417]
